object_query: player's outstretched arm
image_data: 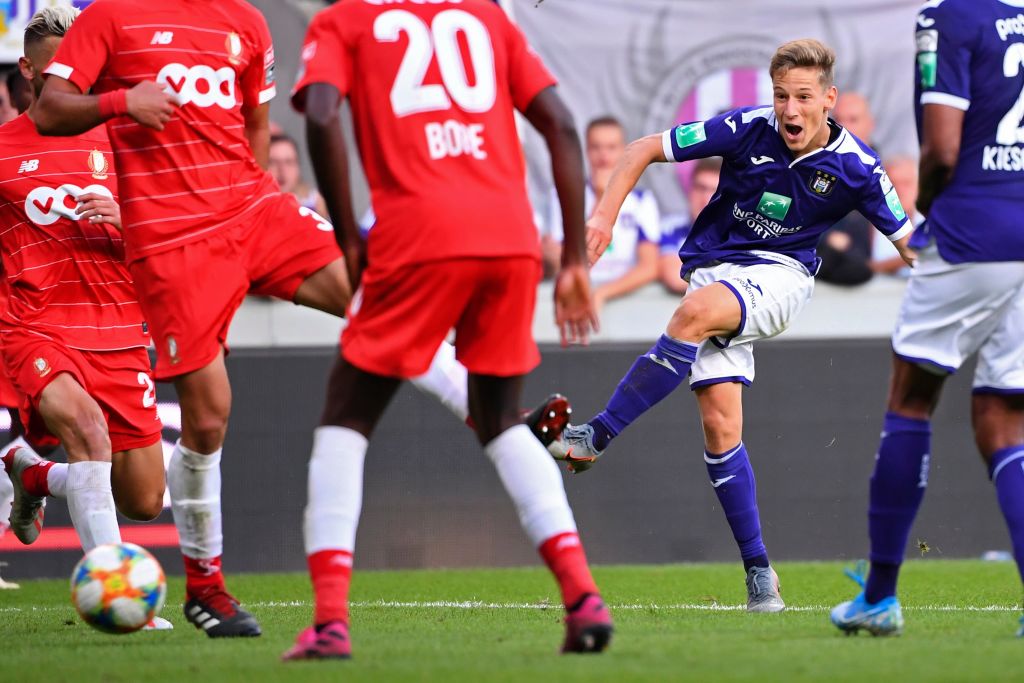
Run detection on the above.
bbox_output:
[523,86,598,346]
[585,134,665,267]
[302,83,363,290]
[35,77,176,136]
[917,103,964,216]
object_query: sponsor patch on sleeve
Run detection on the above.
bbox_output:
[674,122,706,149]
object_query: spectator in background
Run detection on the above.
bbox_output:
[0,70,19,124]
[543,116,660,309]
[5,69,31,115]
[658,157,721,295]
[816,91,878,286]
[832,91,877,150]
[268,133,328,216]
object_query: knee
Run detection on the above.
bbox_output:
[701,408,741,452]
[182,405,230,453]
[116,488,165,521]
[668,297,712,341]
[68,409,112,459]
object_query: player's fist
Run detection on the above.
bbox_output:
[76,192,122,231]
[126,81,177,131]
[554,263,599,347]
[584,218,612,267]
[893,232,918,268]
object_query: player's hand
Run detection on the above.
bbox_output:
[126,81,177,131]
[585,218,613,267]
[554,263,599,346]
[893,233,917,268]
[76,193,121,231]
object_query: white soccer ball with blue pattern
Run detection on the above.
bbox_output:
[70,542,166,634]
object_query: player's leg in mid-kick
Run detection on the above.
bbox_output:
[694,381,784,613]
[2,373,120,551]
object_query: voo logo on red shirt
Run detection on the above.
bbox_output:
[157,63,237,109]
[25,184,114,226]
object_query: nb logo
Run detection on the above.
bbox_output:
[17,159,39,173]
[25,184,113,226]
[151,31,174,45]
[157,63,236,109]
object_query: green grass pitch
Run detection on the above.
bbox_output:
[2,560,1022,682]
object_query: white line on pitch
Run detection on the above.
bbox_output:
[2,601,1019,613]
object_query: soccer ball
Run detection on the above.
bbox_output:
[70,542,167,634]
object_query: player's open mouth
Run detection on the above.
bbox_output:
[783,124,803,142]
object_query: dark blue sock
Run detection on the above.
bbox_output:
[865,412,931,604]
[590,335,697,451]
[705,443,769,569]
[989,445,1024,586]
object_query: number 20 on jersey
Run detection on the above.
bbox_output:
[375,9,494,161]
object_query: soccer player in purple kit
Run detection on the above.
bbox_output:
[832,0,1024,637]
[546,38,916,612]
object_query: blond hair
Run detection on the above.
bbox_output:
[769,39,836,88]
[24,5,80,46]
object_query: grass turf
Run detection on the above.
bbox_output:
[1,560,1022,682]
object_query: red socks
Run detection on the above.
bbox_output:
[184,555,226,599]
[309,549,353,625]
[20,458,53,497]
[538,531,598,609]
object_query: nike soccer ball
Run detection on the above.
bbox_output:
[70,542,166,634]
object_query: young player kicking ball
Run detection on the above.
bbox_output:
[547,39,916,611]
[832,0,1024,637]
[0,8,169,628]
[286,0,608,660]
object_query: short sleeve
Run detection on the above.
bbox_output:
[635,191,661,243]
[505,20,556,113]
[661,108,756,164]
[241,12,277,107]
[858,163,914,241]
[915,4,972,110]
[291,9,353,112]
[44,1,118,93]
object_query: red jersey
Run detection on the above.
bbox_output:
[45,0,279,263]
[0,114,147,351]
[292,0,554,272]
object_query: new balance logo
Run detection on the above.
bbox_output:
[750,155,774,165]
[17,159,39,173]
[647,353,678,375]
[151,31,174,45]
[711,475,736,488]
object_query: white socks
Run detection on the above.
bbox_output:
[66,461,121,552]
[484,424,577,546]
[304,426,366,555]
[168,441,223,559]
[411,341,469,423]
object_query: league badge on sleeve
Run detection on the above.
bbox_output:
[809,169,837,197]
[674,122,707,149]
[88,149,109,181]
[226,32,243,66]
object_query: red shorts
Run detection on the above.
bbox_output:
[0,368,20,408]
[130,192,341,380]
[343,257,541,378]
[0,329,162,453]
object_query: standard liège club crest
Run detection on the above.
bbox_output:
[226,32,243,65]
[33,357,51,378]
[88,149,109,180]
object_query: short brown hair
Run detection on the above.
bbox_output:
[585,115,624,138]
[769,39,836,88]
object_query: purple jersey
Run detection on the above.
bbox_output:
[912,0,1024,262]
[662,106,911,275]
